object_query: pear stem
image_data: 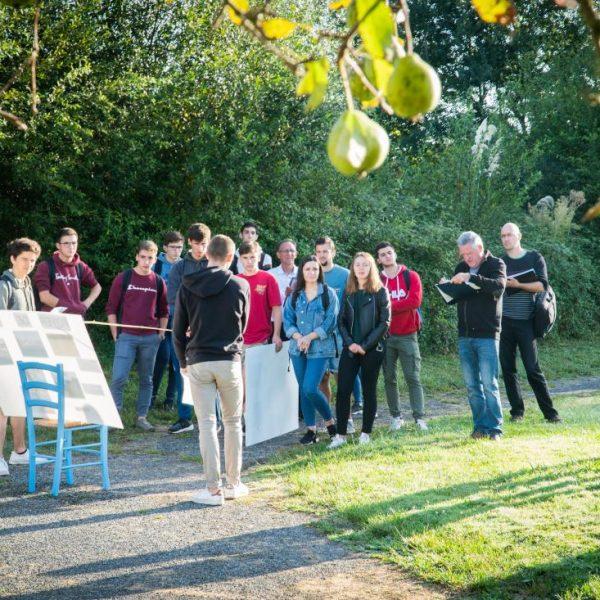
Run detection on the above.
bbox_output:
[399,0,413,55]
[339,54,354,111]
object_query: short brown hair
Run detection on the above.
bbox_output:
[207,234,235,261]
[238,241,260,256]
[55,227,78,243]
[137,240,158,254]
[315,236,335,252]
[163,230,184,245]
[187,223,211,243]
[7,238,41,259]
[346,252,383,294]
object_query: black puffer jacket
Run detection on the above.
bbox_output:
[453,251,506,339]
[338,287,391,352]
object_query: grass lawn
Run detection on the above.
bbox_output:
[253,393,600,599]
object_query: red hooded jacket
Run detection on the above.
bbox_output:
[380,265,422,336]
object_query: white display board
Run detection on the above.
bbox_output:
[0,310,123,429]
[244,341,299,447]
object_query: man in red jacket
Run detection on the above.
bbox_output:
[34,227,101,315]
[376,242,427,431]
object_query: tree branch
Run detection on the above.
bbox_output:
[345,53,394,114]
[31,7,40,115]
[399,0,413,55]
[578,0,600,58]
[0,109,28,131]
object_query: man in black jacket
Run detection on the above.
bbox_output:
[451,231,506,440]
[173,234,250,506]
[499,223,561,423]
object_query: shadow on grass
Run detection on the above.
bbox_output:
[468,547,600,599]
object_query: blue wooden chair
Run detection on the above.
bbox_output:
[17,361,110,497]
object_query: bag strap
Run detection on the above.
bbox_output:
[154,273,164,318]
[154,260,163,276]
[116,269,133,328]
[402,268,411,292]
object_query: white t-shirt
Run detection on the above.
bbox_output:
[269,264,298,305]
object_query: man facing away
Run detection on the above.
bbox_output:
[0,238,48,477]
[151,230,184,411]
[166,222,210,434]
[449,231,506,440]
[375,242,427,431]
[34,227,101,315]
[315,236,362,431]
[499,223,561,423]
[106,240,168,431]
[173,234,250,506]
[231,221,273,275]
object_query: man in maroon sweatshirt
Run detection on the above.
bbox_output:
[34,227,101,315]
[375,242,427,431]
[106,240,169,431]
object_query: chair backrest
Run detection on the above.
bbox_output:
[17,361,65,424]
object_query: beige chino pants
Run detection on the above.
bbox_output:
[188,360,243,489]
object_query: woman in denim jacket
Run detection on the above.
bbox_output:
[283,255,339,444]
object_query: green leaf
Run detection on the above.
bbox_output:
[329,0,352,9]
[355,0,395,59]
[261,18,297,40]
[296,58,329,111]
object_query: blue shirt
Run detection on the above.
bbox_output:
[323,265,349,306]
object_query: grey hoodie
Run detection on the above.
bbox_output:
[0,270,36,311]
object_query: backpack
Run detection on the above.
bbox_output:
[33,258,84,310]
[533,285,557,339]
[115,269,165,336]
[402,268,423,332]
[0,274,16,309]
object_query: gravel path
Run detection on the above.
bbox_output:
[1,376,598,599]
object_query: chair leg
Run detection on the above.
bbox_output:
[27,418,37,494]
[100,426,110,490]
[52,431,65,497]
[65,429,74,485]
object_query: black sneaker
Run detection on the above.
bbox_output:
[300,430,318,445]
[546,415,562,423]
[168,419,194,434]
[326,424,337,438]
[352,403,363,415]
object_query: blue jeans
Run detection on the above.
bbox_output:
[152,331,183,407]
[170,344,193,421]
[110,333,161,417]
[291,355,333,428]
[458,337,503,435]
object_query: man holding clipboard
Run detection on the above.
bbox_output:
[499,223,561,423]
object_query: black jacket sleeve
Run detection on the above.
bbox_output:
[338,293,354,348]
[173,287,190,368]
[469,256,506,298]
[532,252,549,290]
[361,288,391,352]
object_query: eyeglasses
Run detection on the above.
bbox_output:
[279,249,296,253]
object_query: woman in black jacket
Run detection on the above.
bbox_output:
[329,252,391,448]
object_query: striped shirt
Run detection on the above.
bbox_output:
[501,251,548,320]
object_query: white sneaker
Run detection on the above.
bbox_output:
[9,450,49,465]
[191,489,224,506]
[390,417,405,431]
[415,419,429,431]
[0,458,9,476]
[223,482,249,499]
[136,416,155,432]
[358,432,371,445]
[346,420,355,434]
[328,435,347,450]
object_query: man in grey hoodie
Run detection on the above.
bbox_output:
[173,234,249,505]
[167,222,210,434]
[0,238,45,476]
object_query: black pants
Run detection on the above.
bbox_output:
[336,346,384,435]
[499,317,558,419]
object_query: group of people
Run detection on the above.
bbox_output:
[0,221,561,505]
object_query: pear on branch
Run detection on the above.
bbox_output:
[386,53,441,120]
[327,110,390,177]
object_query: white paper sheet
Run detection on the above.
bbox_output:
[0,310,123,429]
[244,341,299,447]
